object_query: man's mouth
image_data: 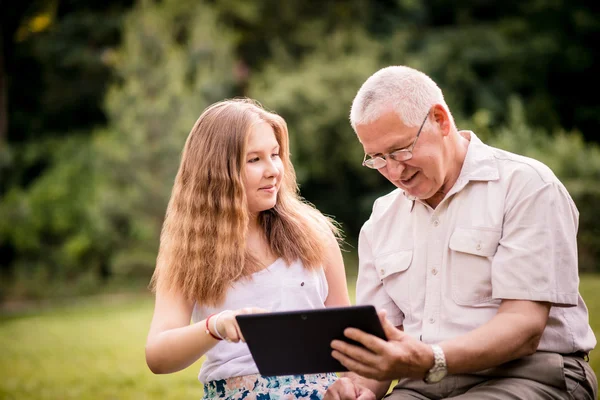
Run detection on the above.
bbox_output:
[400,172,418,186]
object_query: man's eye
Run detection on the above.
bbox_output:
[390,148,408,156]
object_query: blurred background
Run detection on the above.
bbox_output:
[1,0,599,399]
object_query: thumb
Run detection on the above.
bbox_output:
[377,309,400,339]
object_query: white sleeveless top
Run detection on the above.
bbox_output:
[191,258,329,383]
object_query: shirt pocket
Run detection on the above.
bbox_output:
[374,250,413,313]
[449,227,501,306]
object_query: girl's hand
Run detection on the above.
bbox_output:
[213,308,268,343]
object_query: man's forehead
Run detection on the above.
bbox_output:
[356,113,412,154]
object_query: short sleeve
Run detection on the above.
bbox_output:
[492,179,580,307]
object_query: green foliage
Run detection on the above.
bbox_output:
[91,0,237,278]
[4,0,132,142]
[249,29,392,236]
[395,0,600,137]
[1,0,238,296]
[2,0,600,298]
[0,137,103,299]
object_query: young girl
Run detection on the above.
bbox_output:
[145,98,350,399]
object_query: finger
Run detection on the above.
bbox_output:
[237,307,268,314]
[233,319,246,343]
[324,378,355,400]
[341,328,388,355]
[340,378,361,400]
[356,389,376,400]
[338,377,358,400]
[377,309,387,322]
[232,308,258,342]
[331,339,379,367]
[377,310,400,339]
[332,350,380,380]
[322,381,341,400]
[322,390,337,400]
[223,317,240,342]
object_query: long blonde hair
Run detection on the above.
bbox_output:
[151,98,340,306]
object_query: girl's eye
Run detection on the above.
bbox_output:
[248,157,259,163]
[271,153,280,158]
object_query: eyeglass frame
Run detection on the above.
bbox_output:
[362,109,431,169]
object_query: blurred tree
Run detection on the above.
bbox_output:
[5,0,133,144]
[249,28,388,240]
[1,0,134,221]
[2,0,600,299]
[0,136,99,298]
[0,0,237,294]
[391,0,600,140]
[92,0,237,278]
[0,0,134,289]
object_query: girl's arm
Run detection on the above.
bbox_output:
[145,286,266,374]
[145,288,218,374]
[323,232,351,307]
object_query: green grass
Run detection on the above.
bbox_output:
[0,295,202,400]
[1,275,599,399]
[579,274,600,375]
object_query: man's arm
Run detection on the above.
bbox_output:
[442,299,550,374]
[330,300,550,382]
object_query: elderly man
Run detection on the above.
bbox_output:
[325,66,597,400]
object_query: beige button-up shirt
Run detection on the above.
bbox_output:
[357,131,596,353]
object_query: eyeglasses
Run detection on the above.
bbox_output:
[362,110,430,169]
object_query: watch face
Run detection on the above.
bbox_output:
[427,369,447,383]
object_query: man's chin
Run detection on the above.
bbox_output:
[403,187,433,201]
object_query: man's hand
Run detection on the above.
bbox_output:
[331,310,434,381]
[323,377,376,400]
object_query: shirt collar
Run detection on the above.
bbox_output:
[404,131,499,211]
[455,131,499,182]
[404,193,417,212]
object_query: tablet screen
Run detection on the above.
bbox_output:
[236,305,386,376]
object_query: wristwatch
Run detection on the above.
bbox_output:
[424,344,448,384]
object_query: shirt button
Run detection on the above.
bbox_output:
[431,269,438,275]
[476,242,482,250]
[429,318,435,324]
[380,268,385,275]
[433,219,440,227]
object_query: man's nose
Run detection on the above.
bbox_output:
[385,159,406,181]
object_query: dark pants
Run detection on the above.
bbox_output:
[386,352,597,399]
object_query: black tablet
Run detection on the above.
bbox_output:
[235,305,386,376]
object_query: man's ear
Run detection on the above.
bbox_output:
[432,104,451,136]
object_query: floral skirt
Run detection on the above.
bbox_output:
[202,373,337,399]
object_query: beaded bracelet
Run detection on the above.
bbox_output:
[205,314,222,340]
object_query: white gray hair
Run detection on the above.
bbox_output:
[350,66,453,130]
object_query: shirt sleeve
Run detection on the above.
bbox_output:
[492,177,580,307]
[356,219,405,326]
